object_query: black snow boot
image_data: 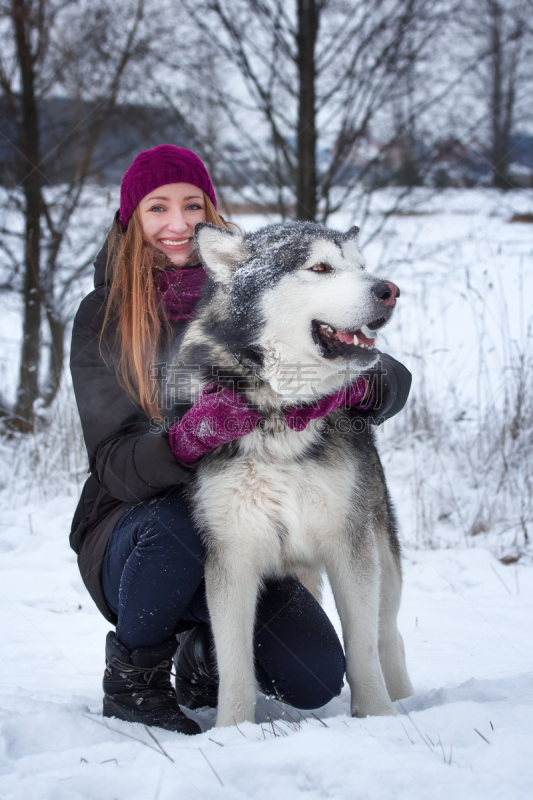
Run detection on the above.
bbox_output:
[103,631,201,735]
[174,626,219,710]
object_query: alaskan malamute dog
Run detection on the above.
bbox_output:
[171,221,414,727]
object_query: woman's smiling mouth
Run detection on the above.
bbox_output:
[160,238,191,247]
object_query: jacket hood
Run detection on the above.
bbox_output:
[93,212,121,289]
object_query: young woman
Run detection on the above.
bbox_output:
[70,145,412,735]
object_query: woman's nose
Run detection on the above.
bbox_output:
[166,210,189,234]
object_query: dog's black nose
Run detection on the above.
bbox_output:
[372,280,400,307]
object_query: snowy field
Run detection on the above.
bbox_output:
[0,497,532,800]
[1,188,532,798]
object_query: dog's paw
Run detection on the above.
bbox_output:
[215,710,255,728]
[387,681,415,703]
[351,701,398,718]
[215,696,256,728]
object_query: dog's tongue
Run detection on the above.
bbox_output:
[336,329,355,345]
[355,329,375,346]
[336,327,376,347]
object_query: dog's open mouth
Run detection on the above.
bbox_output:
[312,317,388,359]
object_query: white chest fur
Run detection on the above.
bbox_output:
[192,421,358,577]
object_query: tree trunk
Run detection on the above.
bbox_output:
[12,0,43,432]
[296,0,320,221]
[14,189,42,430]
[41,312,65,408]
[488,0,511,189]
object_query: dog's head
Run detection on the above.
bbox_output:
[195,221,400,398]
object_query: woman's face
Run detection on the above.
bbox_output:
[138,182,207,266]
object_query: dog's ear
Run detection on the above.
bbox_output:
[342,225,365,267]
[195,222,248,284]
[345,225,360,239]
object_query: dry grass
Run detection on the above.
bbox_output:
[384,339,533,556]
[0,381,87,507]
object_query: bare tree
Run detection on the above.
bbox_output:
[296,0,320,221]
[485,0,533,188]
[0,0,164,431]
[176,0,449,223]
[456,0,533,188]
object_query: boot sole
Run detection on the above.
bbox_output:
[103,695,201,735]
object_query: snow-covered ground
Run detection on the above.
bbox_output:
[1,188,532,798]
[1,493,532,799]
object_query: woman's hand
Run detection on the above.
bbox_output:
[284,376,371,432]
[169,383,263,466]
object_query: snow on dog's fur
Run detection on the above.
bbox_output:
[169,221,414,727]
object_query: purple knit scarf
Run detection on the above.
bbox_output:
[157,266,208,324]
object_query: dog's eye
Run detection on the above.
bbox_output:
[309,263,332,273]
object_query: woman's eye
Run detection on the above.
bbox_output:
[309,263,332,273]
[150,205,165,212]
[186,203,202,211]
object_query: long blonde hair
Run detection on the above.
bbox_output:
[101,193,230,420]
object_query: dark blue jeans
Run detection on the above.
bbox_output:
[102,491,345,710]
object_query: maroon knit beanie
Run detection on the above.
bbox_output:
[119,144,217,228]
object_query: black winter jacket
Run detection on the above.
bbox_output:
[70,231,191,622]
[70,222,412,623]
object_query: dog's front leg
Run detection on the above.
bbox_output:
[326,540,397,718]
[205,547,259,727]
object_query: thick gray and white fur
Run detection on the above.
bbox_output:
[169,221,414,727]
